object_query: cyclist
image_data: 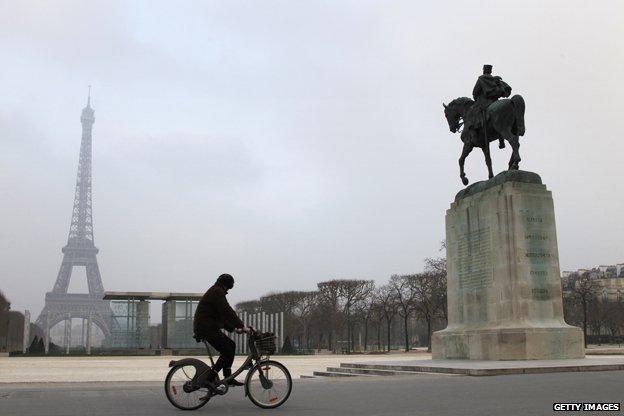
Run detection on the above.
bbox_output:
[193,273,250,386]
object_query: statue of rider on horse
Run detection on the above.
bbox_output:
[444,64,526,185]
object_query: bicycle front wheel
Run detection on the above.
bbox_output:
[246,360,292,409]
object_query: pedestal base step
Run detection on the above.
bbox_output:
[432,326,584,360]
[311,370,374,378]
[336,357,624,376]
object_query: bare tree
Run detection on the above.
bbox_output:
[353,292,376,351]
[424,257,448,323]
[587,296,606,342]
[259,291,301,314]
[424,256,447,274]
[563,293,583,328]
[309,299,335,350]
[411,271,447,352]
[571,272,600,347]
[317,280,342,351]
[253,291,309,346]
[375,285,398,352]
[292,291,319,349]
[235,300,262,314]
[331,279,375,352]
[603,300,623,338]
[390,275,418,352]
[370,301,385,351]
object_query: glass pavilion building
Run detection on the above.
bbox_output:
[103,292,284,352]
[104,292,202,349]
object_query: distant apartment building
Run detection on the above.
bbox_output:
[561,262,624,301]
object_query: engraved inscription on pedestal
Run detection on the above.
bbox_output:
[520,209,552,300]
[456,226,492,290]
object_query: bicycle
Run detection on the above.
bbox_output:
[164,327,292,410]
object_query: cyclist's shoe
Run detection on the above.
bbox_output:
[222,367,243,387]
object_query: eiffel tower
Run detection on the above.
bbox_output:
[36,89,113,354]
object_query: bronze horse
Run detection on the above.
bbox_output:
[443,95,525,185]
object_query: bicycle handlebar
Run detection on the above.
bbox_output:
[235,325,254,335]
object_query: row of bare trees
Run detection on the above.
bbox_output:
[236,258,447,353]
[563,272,624,346]
[237,265,624,351]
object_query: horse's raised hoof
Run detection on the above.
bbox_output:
[461,176,469,186]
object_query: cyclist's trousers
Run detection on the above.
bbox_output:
[204,330,235,374]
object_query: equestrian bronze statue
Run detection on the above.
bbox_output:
[443,64,526,185]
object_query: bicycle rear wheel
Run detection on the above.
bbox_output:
[164,364,210,410]
[246,360,292,409]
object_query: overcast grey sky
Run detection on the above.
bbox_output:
[1,1,622,317]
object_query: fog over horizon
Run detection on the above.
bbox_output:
[1,1,622,319]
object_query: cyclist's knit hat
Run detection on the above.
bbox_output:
[217,273,235,290]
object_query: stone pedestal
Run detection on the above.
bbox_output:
[432,171,584,360]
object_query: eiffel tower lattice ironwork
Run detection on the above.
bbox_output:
[36,89,113,354]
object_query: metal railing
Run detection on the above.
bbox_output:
[223,311,284,354]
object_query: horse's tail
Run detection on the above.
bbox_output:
[511,94,525,136]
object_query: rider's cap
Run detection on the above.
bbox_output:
[217,273,235,290]
[483,64,493,74]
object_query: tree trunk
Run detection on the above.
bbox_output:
[348,320,353,353]
[386,317,392,352]
[427,317,432,353]
[363,319,369,352]
[377,324,381,351]
[582,299,588,348]
[403,313,410,352]
[346,307,351,352]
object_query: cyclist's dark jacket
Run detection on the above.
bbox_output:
[193,283,244,336]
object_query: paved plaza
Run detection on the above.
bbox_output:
[0,352,428,383]
[1,371,624,416]
[2,353,624,415]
